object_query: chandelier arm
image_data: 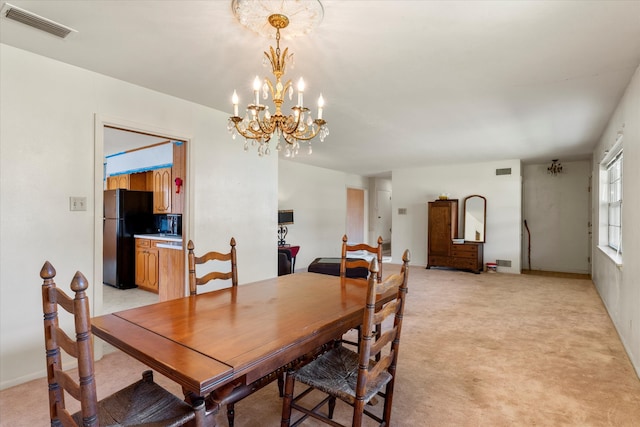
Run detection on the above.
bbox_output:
[291,118,328,141]
[282,132,296,145]
[232,118,268,141]
[234,124,263,141]
[292,125,322,141]
[280,109,302,136]
[256,118,276,138]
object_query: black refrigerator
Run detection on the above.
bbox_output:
[103,189,154,289]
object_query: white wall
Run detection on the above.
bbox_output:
[0,44,277,388]
[522,161,591,274]
[391,160,522,273]
[278,161,369,271]
[591,65,640,377]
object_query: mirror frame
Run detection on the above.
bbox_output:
[463,195,486,243]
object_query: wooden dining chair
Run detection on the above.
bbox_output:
[281,250,411,427]
[188,237,287,427]
[187,237,238,295]
[40,261,207,427]
[340,234,384,349]
[340,234,383,282]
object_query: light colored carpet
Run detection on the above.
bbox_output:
[2,266,639,426]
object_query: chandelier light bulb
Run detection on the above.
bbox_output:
[253,76,261,105]
[297,77,305,107]
[232,90,239,116]
[317,94,324,119]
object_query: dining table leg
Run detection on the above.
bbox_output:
[182,387,218,426]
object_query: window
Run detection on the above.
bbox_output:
[607,151,623,253]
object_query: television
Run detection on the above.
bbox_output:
[278,210,294,225]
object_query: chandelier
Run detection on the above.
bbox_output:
[547,159,563,175]
[228,12,329,157]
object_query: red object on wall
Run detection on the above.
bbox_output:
[174,177,183,194]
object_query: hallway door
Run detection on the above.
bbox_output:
[346,187,364,243]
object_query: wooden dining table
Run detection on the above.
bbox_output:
[91,271,396,425]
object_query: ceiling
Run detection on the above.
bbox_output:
[2,1,639,177]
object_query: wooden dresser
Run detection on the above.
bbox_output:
[427,199,484,274]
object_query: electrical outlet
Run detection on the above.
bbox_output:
[69,196,87,211]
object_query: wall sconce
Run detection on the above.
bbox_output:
[547,159,563,176]
[278,210,294,246]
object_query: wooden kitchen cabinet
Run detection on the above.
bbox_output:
[106,174,129,190]
[128,172,148,190]
[153,167,172,213]
[135,238,159,292]
[158,245,185,301]
[427,199,483,273]
[135,237,185,300]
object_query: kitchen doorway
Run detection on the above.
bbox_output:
[94,116,191,320]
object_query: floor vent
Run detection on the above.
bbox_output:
[2,3,77,38]
[496,260,512,267]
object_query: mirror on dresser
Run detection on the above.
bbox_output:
[463,195,486,243]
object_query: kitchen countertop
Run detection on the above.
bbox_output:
[134,233,183,243]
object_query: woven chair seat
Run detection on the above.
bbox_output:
[72,371,196,427]
[294,345,392,406]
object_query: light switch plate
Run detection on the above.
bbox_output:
[69,196,87,211]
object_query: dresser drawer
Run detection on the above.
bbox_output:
[450,257,479,270]
[451,244,478,256]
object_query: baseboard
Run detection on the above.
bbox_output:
[521,269,591,280]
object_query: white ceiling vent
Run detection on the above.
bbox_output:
[1,3,77,38]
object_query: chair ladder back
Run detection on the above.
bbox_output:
[382,252,410,423]
[340,234,383,282]
[367,350,394,382]
[188,238,238,295]
[353,258,381,409]
[41,261,99,427]
[370,328,396,357]
[195,270,234,286]
[355,250,411,421]
[52,325,79,359]
[372,298,400,325]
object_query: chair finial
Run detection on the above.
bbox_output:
[71,271,89,292]
[230,237,236,247]
[342,234,348,243]
[368,257,379,274]
[187,240,195,251]
[40,261,56,280]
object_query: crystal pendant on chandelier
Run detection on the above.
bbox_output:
[228,6,328,157]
